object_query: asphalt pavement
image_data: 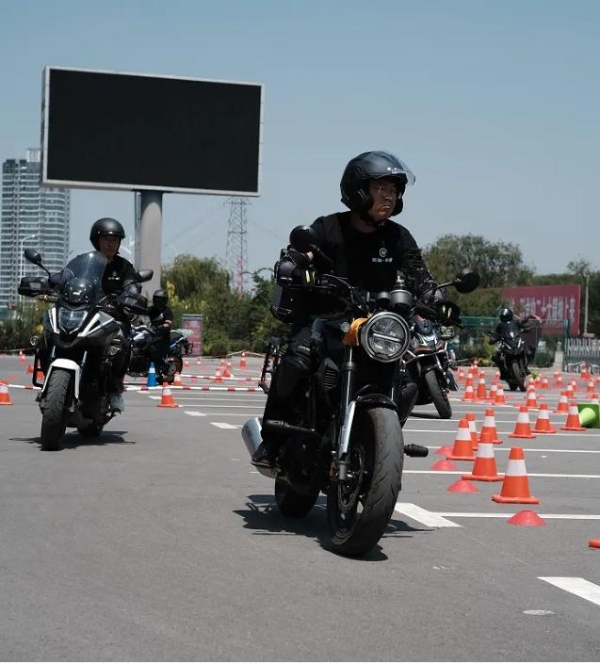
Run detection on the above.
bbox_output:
[1,354,600,661]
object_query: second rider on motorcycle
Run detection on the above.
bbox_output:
[146,289,174,377]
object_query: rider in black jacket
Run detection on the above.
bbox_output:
[147,289,174,374]
[89,217,139,412]
[252,150,444,469]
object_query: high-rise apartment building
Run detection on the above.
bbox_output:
[0,149,70,308]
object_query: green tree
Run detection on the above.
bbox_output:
[423,234,534,288]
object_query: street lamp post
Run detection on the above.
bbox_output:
[584,272,590,336]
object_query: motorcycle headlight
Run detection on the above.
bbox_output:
[58,308,87,334]
[360,312,410,363]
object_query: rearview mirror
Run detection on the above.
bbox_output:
[137,269,154,283]
[454,270,480,294]
[24,248,43,265]
[289,225,317,253]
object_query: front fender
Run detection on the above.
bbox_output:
[355,393,397,411]
[42,359,81,399]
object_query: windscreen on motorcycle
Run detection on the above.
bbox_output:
[499,320,522,340]
[58,251,107,305]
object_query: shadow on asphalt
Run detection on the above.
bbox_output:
[10,430,135,451]
[235,494,428,560]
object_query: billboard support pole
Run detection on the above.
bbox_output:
[138,190,163,297]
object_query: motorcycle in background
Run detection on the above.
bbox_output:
[18,249,152,450]
[404,312,461,419]
[489,318,538,392]
[128,325,193,383]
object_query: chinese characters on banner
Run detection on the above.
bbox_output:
[501,285,581,336]
[181,314,203,355]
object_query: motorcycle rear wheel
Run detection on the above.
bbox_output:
[327,407,404,557]
[425,370,452,419]
[40,369,70,451]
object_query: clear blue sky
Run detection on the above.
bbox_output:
[1,0,598,276]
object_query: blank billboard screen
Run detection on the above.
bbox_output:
[41,66,263,195]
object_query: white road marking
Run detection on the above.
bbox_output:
[439,513,600,520]
[426,446,600,455]
[184,411,206,417]
[539,577,600,607]
[405,470,600,479]
[394,503,462,528]
[404,428,600,438]
[211,423,241,429]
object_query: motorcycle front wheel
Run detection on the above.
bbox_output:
[424,370,452,419]
[511,360,526,391]
[327,407,404,557]
[40,369,71,451]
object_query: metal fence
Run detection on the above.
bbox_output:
[563,338,600,373]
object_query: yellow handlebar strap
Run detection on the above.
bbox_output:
[343,317,369,346]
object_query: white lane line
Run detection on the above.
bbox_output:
[212,423,241,429]
[184,411,206,417]
[405,470,600,479]
[394,503,462,528]
[426,446,600,455]
[439,513,600,520]
[539,577,600,607]
[405,428,600,438]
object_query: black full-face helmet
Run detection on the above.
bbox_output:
[89,217,126,250]
[152,289,169,310]
[499,307,514,322]
[340,151,416,217]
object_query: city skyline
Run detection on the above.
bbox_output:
[0,148,70,308]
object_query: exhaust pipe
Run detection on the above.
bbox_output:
[241,417,274,478]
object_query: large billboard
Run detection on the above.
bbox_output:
[41,66,263,195]
[501,285,581,336]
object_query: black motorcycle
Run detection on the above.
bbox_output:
[128,324,192,383]
[18,249,151,450]
[404,308,463,420]
[490,320,532,392]
[242,225,479,557]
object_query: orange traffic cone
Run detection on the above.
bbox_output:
[239,351,247,370]
[492,446,539,504]
[524,386,539,410]
[0,380,13,405]
[157,383,180,408]
[173,372,182,387]
[26,364,34,374]
[586,380,596,396]
[476,375,487,400]
[555,391,569,414]
[223,361,232,378]
[462,377,476,402]
[462,429,504,482]
[533,403,557,434]
[447,418,477,461]
[18,350,26,364]
[540,376,550,390]
[213,368,223,384]
[479,408,502,444]
[494,384,507,405]
[466,412,479,447]
[561,402,586,432]
[487,383,498,403]
[509,406,537,439]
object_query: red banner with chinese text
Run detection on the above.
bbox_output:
[501,285,580,336]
